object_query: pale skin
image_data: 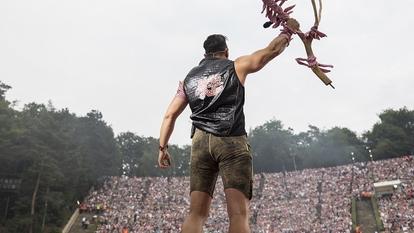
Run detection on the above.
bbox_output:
[158,18,300,233]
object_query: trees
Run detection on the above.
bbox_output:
[0,83,122,232]
[247,122,365,173]
[116,133,190,177]
[296,126,366,169]
[248,119,295,172]
[246,108,414,172]
[364,107,414,160]
[0,81,11,101]
[117,132,146,176]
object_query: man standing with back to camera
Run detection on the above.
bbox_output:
[158,18,300,233]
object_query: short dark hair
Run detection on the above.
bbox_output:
[203,34,228,55]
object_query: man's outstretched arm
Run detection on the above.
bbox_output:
[235,18,300,85]
[158,89,188,168]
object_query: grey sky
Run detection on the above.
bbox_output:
[1,0,413,145]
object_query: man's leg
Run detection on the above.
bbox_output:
[183,129,218,233]
[211,134,253,233]
[181,191,212,233]
[224,188,251,233]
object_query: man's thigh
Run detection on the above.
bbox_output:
[190,129,219,197]
[214,135,253,200]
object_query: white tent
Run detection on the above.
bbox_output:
[373,180,402,197]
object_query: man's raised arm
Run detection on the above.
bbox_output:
[235,18,300,85]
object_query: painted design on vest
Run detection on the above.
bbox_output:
[195,73,224,100]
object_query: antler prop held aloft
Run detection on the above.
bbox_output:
[262,0,335,89]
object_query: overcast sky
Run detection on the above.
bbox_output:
[1,0,413,146]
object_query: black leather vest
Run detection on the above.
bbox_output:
[183,57,246,137]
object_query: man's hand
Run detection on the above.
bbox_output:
[158,150,171,168]
[286,18,300,32]
[235,18,298,81]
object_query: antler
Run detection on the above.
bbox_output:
[296,0,334,88]
[262,0,335,89]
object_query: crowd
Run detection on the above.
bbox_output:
[373,156,414,233]
[82,155,413,233]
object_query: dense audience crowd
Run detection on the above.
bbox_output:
[82,155,413,233]
[374,156,414,233]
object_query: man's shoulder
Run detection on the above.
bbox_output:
[184,58,235,81]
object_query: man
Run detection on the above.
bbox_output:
[158,18,300,233]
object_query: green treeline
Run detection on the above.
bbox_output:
[0,80,413,232]
[0,82,121,233]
